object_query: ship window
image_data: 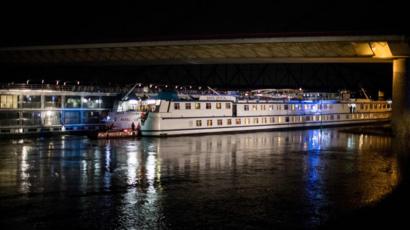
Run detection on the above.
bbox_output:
[226,103,231,109]
[185,103,191,110]
[235,118,241,125]
[269,105,273,110]
[383,104,386,109]
[216,103,222,109]
[291,104,295,111]
[207,120,213,126]
[252,105,257,111]
[245,118,251,125]
[253,118,259,124]
[306,116,310,121]
[206,103,212,109]
[284,105,288,110]
[285,117,289,122]
[270,117,275,123]
[330,115,334,120]
[227,119,232,125]
[261,105,266,110]
[277,105,282,110]
[195,103,201,109]
[0,95,18,109]
[337,114,340,120]
[174,103,180,110]
[196,120,202,127]
[217,119,223,126]
[360,104,364,110]
[244,105,249,111]
[346,114,350,119]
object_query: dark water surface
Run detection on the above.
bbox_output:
[0,128,398,229]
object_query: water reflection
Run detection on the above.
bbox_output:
[0,128,398,229]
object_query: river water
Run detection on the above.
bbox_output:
[0,128,398,229]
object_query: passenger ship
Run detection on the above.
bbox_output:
[107,89,392,136]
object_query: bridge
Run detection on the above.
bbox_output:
[0,34,409,134]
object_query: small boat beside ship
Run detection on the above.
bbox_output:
[93,87,392,137]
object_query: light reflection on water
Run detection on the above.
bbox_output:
[0,128,398,229]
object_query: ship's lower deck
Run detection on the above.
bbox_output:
[141,112,391,136]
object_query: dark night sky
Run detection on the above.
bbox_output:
[1,1,408,46]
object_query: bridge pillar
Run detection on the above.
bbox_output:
[393,58,410,136]
[393,58,410,185]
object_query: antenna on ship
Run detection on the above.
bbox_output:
[122,82,139,101]
[360,87,369,100]
[207,86,220,95]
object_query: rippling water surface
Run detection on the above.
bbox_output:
[0,128,398,229]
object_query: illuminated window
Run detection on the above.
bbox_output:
[195,103,201,109]
[216,103,221,109]
[244,105,249,111]
[291,104,295,111]
[207,120,212,126]
[227,119,232,125]
[196,120,202,127]
[174,103,180,110]
[185,103,191,110]
[235,118,241,125]
[206,103,212,109]
[217,119,223,126]
[252,105,257,111]
[226,103,231,109]
[269,105,273,110]
[245,118,251,125]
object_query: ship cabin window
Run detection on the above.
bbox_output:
[370,104,373,110]
[270,117,275,123]
[244,105,249,111]
[235,118,241,125]
[330,115,334,120]
[252,105,257,111]
[261,105,266,110]
[360,104,364,110]
[196,120,202,127]
[269,105,273,110]
[216,103,222,109]
[245,118,251,125]
[206,103,212,109]
[285,117,289,122]
[316,115,320,121]
[174,103,180,110]
[227,119,232,125]
[217,119,223,126]
[185,103,191,110]
[207,120,213,126]
[226,103,231,109]
[346,114,350,119]
[0,95,18,109]
[387,104,391,109]
[304,105,309,110]
[306,116,310,121]
[195,103,201,109]
[284,105,288,110]
[253,118,259,124]
[383,104,387,109]
[337,114,340,120]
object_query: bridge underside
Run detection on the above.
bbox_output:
[0,36,408,65]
